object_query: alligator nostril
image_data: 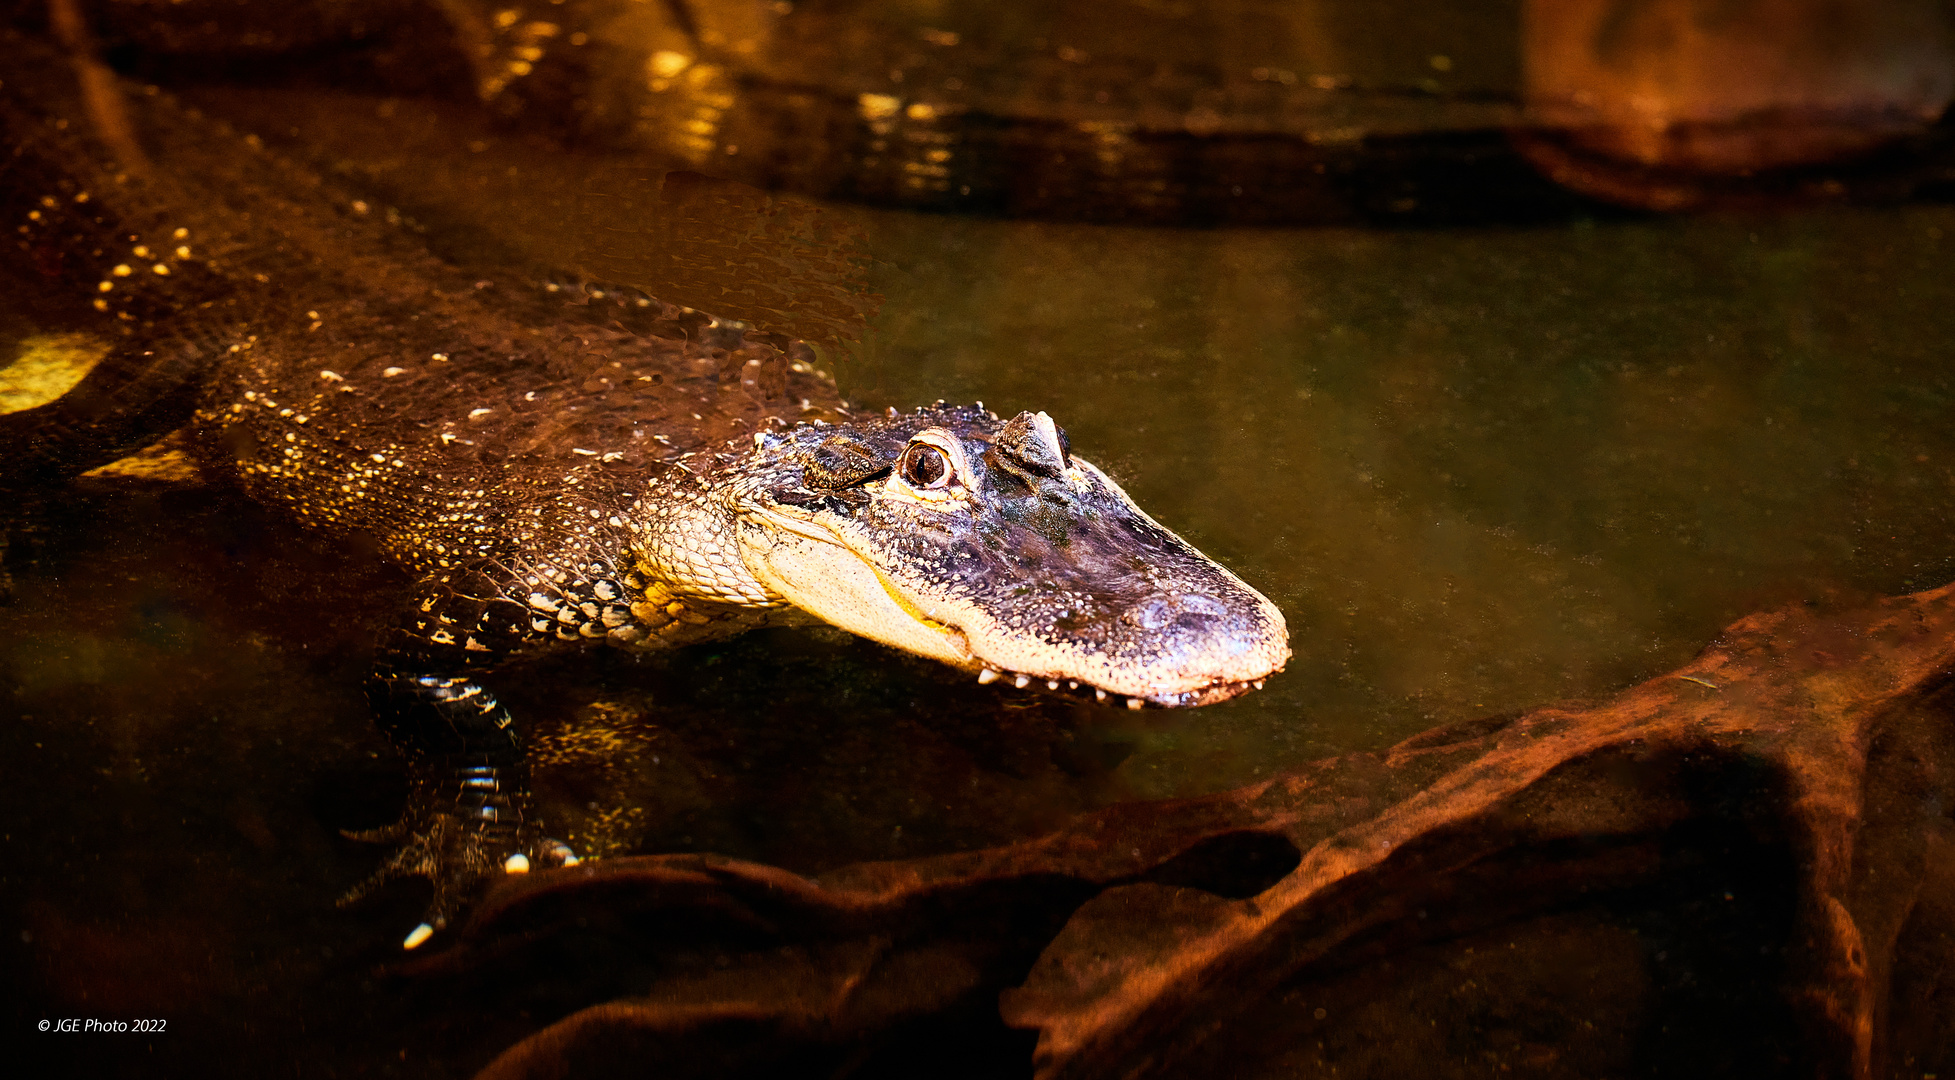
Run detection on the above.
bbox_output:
[1171,611,1221,632]
[1127,593,1230,631]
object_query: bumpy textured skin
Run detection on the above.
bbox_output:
[0,33,843,925]
[1,30,1287,933]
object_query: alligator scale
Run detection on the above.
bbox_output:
[0,31,1289,945]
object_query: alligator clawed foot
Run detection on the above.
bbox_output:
[337,810,578,949]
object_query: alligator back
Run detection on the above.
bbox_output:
[1,30,842,573]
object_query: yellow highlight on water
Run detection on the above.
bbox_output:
[0,331,110,415]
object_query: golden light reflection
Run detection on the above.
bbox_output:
[0,332,108,415]
[641,59,735,164]
[529,699,664,858]
[79,430,201,484]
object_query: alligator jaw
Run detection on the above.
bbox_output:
[745,504,1284,708]
[737,505,979,670]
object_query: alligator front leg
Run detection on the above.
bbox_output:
[340,533,769,946]
[339,567,585,948]
[339,664,576,947]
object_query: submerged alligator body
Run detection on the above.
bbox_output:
[1,32,1289,942]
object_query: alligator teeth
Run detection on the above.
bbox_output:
[1068,681,1079,689]
[402,923,435,950]
[1047,680,1060,690]
[1095,689,1107,702]
[1013,674,1031,689]
[1252,679,1265,690]
[503,854,530,874]
[1127,698,1145,710]
[977,668,1001,685]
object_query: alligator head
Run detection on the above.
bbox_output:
[721,404,1289,707]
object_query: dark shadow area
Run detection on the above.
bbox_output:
[1190,747,1805,1080]
[2,0,479,100]
[1139,829,1301,900]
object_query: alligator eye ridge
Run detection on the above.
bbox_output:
[805,435,889,490]
[900,443,950,489]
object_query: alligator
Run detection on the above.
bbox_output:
[0,30,1289,947]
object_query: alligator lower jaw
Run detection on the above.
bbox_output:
[970,665,1270,710]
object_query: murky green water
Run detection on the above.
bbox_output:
[852,203,1955,792]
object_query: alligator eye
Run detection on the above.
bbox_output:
[899,443,951,489]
